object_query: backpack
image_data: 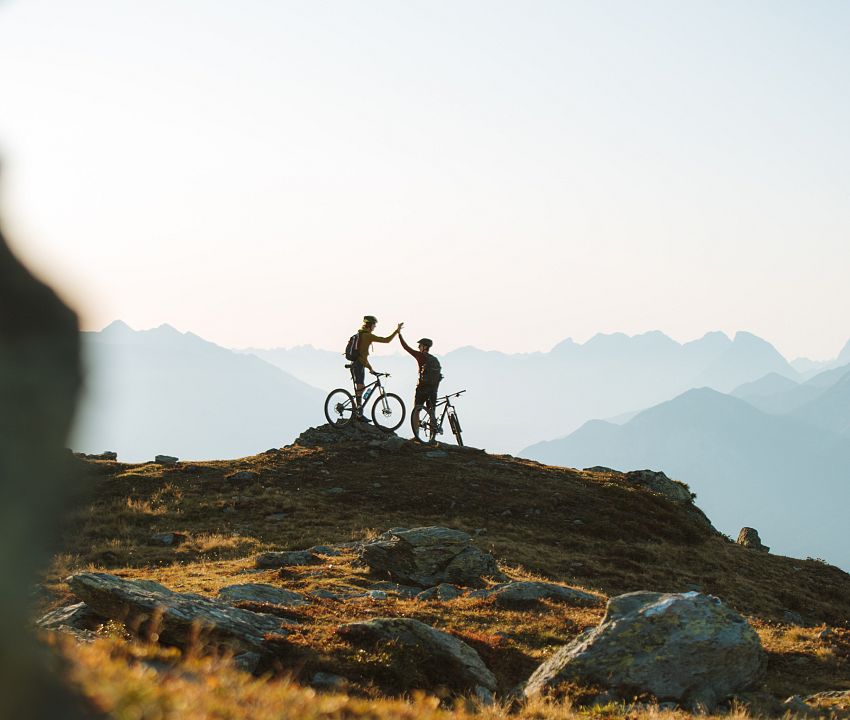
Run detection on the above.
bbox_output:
[344,332,361,361]
[420,354,443,386]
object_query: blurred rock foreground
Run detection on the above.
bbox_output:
[0,224,90,718]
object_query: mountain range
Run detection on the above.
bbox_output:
[247,329,804,452]
[521,363,850,570]
[72,321,324,462]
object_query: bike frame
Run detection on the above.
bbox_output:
[350,370,390,412]
[428,390,465,435]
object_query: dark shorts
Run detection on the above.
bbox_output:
[350,361,366,385]
[415,382,439,409]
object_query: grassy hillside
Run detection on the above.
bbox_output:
[39,427,850,719]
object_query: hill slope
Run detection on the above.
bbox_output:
[521,388,850,570]
[43,426,850,719]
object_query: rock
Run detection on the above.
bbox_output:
[311,671,348,690]
[365,590,388,601]
[149,532,188,547]
[360,526,505,588]
[523,591,767,710]
[155,455,178,465]
[623,470,693,503]
[737,527,770,552]
[338,617,496,693]
[378,435,406,451]
[227,471,258,484]
[218,584,308,606]
[308,545,343,557]
[783,695,820,717]
[367,581,421,598]
[264,513,287,522]
[255,550,320,569]
[424,450,449,459]
[469,581,600,608]
[233,652,262,674]
[416,583,462,601]
[36,602,104,631]
[68,572,290,651]
[584,466,621,474]
[295,423,395,448]
[325,487,345,495]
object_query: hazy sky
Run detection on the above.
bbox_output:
[1,1,848,358]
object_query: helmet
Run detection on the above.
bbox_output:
[417,338,433,348]
[363,315,378,324]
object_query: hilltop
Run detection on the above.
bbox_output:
[41,425,850,718]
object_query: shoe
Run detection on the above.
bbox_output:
[358,414,372,424]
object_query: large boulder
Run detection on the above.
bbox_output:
[524,591,766,709]
[737,527,770,552]
[469,581,600,608]
[623,470,694,503]
[68,572,291,651]
[360,526,504,588]
[338,617,496,695]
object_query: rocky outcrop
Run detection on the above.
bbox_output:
[469,581,600,608]
[68,573,291,651]
[338,617,496,694]
[623,470,694,503]
[294,423,397,448]
[360,527,504,588]
[524,591,766,709]
[737,527,770,552]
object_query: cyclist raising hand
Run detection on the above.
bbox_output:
[351,315,402,418]
[399,331,443,418]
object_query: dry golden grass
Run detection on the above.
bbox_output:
[39,438,850,718]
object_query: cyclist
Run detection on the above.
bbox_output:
[399,332,442,419]
[351,315,402,420]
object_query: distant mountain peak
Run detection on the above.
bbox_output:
[101,319,134,334]
[838,338,850,363]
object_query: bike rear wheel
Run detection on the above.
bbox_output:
[324,388,357,428]
[371,392,405,431]
[448,409,463,446]
[411,404,437,443]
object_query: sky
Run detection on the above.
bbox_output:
[1,0,849,359]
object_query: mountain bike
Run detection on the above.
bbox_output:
[324,366,406,431]
[411,390,466,445]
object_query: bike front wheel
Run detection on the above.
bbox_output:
[411,404,437,443]
[371,392,405,431]
[448,410,463,447]
[324,388,357,428]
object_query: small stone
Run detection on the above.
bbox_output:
[155,455,178,465]
[311,671,348,690]
[255,550,320,569]
[227,471,258,484]
[416,583,462,601]
[149,532,188,547]
[425,450,449,459]
[264,513,287,522]
[326,487,345,495]
[818,628,835,642]
[366,590,388,601]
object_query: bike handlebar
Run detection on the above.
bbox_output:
[441,390,466,400]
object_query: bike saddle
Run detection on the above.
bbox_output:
[344,363,353,368]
